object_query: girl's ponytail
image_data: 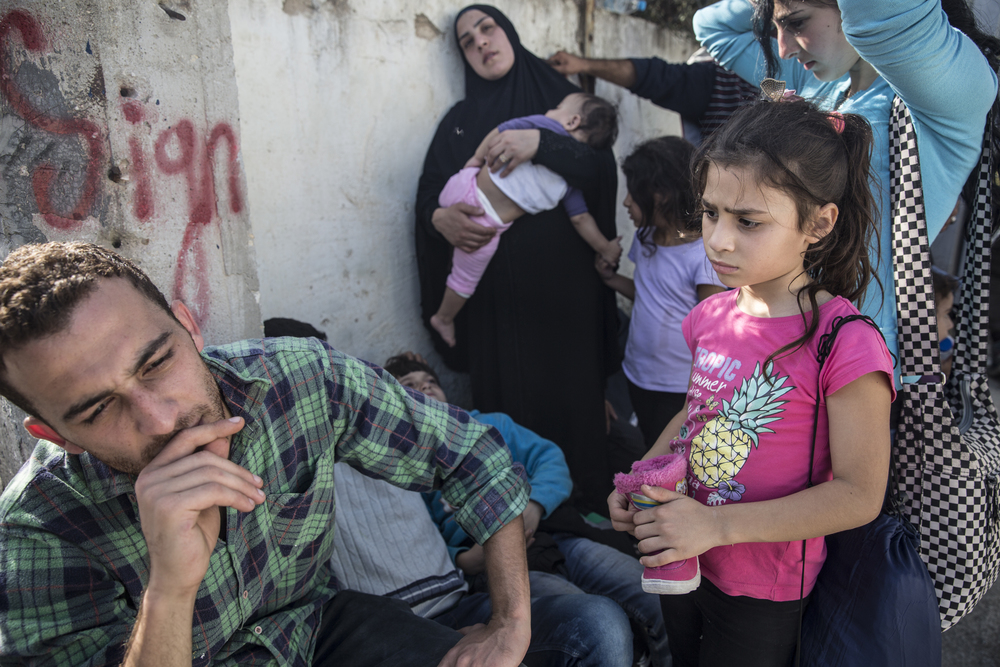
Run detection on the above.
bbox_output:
[804,111,880,310]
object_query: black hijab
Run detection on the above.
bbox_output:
[434,5,581,175]
[415,5,619,373]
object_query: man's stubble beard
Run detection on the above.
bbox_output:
[111,361,229,476]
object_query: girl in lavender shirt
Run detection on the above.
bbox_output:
[597,137,725,448]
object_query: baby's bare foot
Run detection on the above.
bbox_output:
[431,314,457,347]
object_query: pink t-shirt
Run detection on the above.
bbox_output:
[673,290,895,601]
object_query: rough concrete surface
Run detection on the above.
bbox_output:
[227,0,693,398]
[943,580,1000,666]
[940,378,1000,667]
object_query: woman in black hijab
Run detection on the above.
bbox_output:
[415,5,620,512]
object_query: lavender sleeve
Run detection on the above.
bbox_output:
[496,115,589,217]
[561,189,588,217]
[497,115,565,133]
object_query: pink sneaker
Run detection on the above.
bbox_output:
[640,555,701,595]
[630,493,701,594]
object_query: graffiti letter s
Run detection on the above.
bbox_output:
[0,10,105,230]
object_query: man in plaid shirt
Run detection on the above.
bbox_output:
[0,242,532,666]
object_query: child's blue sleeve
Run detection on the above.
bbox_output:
[475,412,572,517]
[421,411,572,564]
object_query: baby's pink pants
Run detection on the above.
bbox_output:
[439,167,512,297]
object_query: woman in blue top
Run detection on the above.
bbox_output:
[693,0,998,379]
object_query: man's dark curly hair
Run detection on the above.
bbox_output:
[0,242,173,418]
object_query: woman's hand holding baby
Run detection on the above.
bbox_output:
[485,129,541,177]
[433,203,495,252]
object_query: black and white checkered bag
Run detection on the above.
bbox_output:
[890,96,1000,631]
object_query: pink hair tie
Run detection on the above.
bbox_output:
[828,112,846,134]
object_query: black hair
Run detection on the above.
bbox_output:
[263,317,327,341]
[0,242,176,419]
[751,0,1000,309]
[383,354,440,384]
[576,93,619,151]
[932,267,959,299]
[752,0,1000,78]
[621,136,697,254]
[692,99,880,363]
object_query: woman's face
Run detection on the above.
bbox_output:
[772,1,860,82]
[456,10,515,81]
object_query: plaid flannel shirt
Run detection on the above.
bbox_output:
[0,337,528,666]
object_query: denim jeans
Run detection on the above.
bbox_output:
[529,534,671,667]
[432,584,632,667]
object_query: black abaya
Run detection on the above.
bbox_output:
[415,5,620,512]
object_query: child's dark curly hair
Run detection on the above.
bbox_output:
[577,94,619,151]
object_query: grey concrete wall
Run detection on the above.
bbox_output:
[0,1,261,486]
[228,0,695,403]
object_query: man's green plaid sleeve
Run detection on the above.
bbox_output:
[326,347,529,545]
[0,447,137,665]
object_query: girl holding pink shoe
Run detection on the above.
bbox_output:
[608,99,894,667]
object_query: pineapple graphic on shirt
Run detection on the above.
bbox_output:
[689,361,793,505]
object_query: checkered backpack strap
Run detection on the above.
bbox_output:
[890,95,939,379]
[951,119,993,380]
[889,96,953,534]
[891,95,1000,631]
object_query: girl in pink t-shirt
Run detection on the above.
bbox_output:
[596,137,726,448]
[607,99,895,667]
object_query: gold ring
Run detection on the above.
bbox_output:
[499,154,510,163]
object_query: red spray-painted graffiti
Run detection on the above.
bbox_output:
[153,118,243,323]
[1,9,245,328]
[0,10,105,230]
[123,100,153,222]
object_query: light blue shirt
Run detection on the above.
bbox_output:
[694,0,998,383]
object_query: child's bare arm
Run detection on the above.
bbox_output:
[594,255,635,300]
[465,128,502,168]
[608,395,689,535]
[645,398,689,460]
[571,212,621,266]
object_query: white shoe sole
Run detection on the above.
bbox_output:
[641,559,701,595]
